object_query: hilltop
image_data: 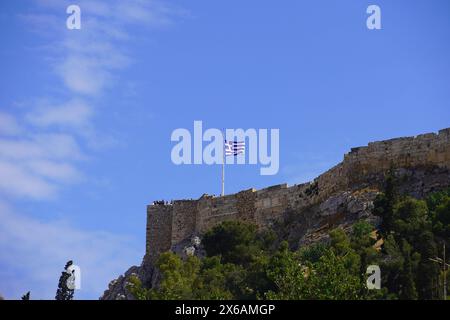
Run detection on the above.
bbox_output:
[102,128,450,300]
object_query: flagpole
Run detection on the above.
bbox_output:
[222,133,225,197]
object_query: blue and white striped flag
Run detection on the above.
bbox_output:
[224,140,245,156]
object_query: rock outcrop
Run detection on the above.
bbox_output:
[101,128,450,299]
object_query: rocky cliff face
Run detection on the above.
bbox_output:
[101,129,450,300]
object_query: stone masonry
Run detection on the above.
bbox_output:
[145,128,450,262]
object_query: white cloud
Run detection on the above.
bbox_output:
[25,160,80,183]
[0,133,84,162]
[57,55,113,95]
[26,99,93,128]
[0,111,85,200]
[0,161,55,199]
[22,0,184,96]
[3,0,181,200]
[0,200,141,299]
[17,13,61,37]
[33,0,185,27]
[115,1,175,26]
[0,0,187,300]
[0,112,22,136]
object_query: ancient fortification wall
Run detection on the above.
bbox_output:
[145,128,450,260]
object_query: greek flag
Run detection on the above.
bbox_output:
[224,140,245,156]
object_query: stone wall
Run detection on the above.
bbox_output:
[145,203,173,261]
[171,200,198,245]
[145,128,450,259]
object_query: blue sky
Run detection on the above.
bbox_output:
[0,0,449,299]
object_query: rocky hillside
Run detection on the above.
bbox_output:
[101,130,450,300]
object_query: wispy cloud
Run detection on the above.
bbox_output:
[26,99,93,129]
[0,112,22,136]
[7,0,185,199]
[0,200,141,299]
[0,133,84,161]
[23,0,185,96]
[0,161,56,199]
[0,0,186,299]
[0,129,84,200]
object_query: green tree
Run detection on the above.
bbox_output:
[435,199,450,237]
[202,221,261,265]
[392,198,430,242]
[202,221,275,299]
[194,256,245,299]
[398,240,419,300]
[299,242,328,264]
[265,242,306,299]
[150,252,200,300]
[329,228,360,275]
[373,170,397,236]
[127,274,151,300]
[304,250,366,300]
[266,241,367,300]
[379,234,403,298]
[392,198,438,299]
[416,230,439,299]
[132,186,450,301]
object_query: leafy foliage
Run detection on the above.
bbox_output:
[373,179,448,299]
[131,181,449,300]
[127,274,151,300]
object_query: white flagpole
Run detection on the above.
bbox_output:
[222,135,225,196]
